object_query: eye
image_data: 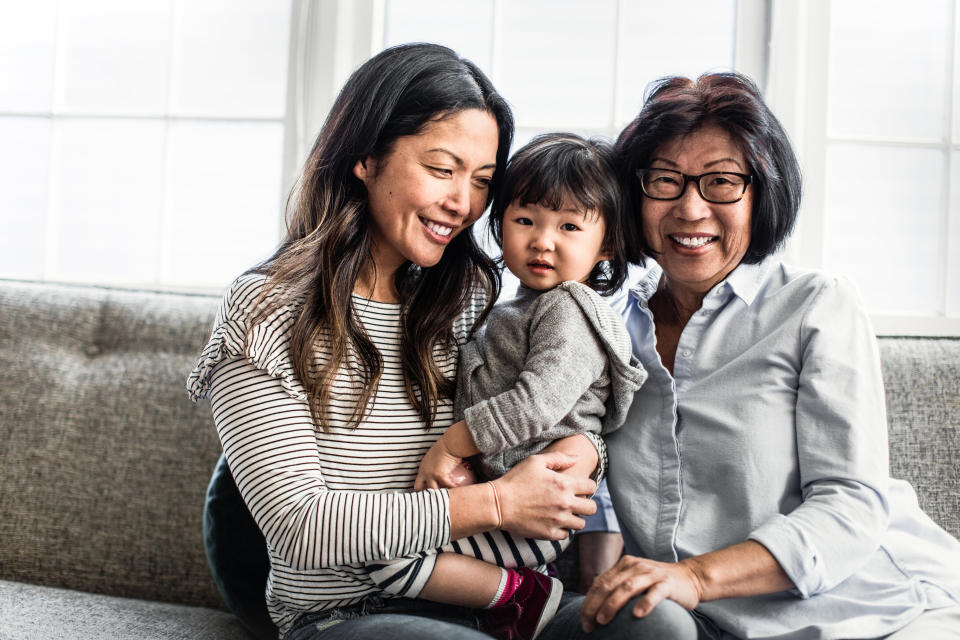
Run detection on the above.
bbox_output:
[428,166,453,177]
[473,176,492,189]
[560,222,580,232]
[649,170,681,185]
[512,216,533,226]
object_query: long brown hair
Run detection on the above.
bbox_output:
[250,43,513,431]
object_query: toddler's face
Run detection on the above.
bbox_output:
[500,200,610,291]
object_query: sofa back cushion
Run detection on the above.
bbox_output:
[0,280,224,607]
[0,280,957,610]
[880,337,960,539]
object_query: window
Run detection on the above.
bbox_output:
[0,1,291,290]
[3,0,956,335]
[769,0,960,335]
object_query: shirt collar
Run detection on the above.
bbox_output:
[629,256,774,307]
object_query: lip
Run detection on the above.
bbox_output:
[420,216,457,244]
[668,233,718,254]
[527,260,554,275]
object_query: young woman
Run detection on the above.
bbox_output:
[188,44,694,640]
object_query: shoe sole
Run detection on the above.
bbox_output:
[531,577,563,640]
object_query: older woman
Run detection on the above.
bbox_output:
[580,74,960,639]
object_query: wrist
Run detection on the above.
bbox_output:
[487,480,503,529]
[443,420,480,458]
[679,556,707,602]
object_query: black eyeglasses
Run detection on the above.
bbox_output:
[637,168,753,204]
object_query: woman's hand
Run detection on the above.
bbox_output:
[493,451,598,539]
[579,555,702,632]
[415,439,466,490]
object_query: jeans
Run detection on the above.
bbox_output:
[285,592,699,640]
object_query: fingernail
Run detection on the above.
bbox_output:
[596,614,608,624]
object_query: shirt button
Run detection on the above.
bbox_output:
[681,349,693,358]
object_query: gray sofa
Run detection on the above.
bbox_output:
[1,278,958,639]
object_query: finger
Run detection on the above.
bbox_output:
[595,574,654,625]
[571,476,598,499]
[414,475,425,492]
[580,562,634,628]
[632,581,669,618]
[537,451,578,472]
[570,495,598,518]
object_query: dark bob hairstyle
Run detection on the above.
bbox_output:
[489,133,628,295]
[615,72,802,265]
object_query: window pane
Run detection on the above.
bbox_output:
[163,121,283,289]
[60,0,173,115]
[828,0,951,141]
[0,117,51,279]
[56,119,166,283]
[384,0,494,72]
[618,0,736,124]
[171,0,291,118]
[0,1,58,113]
[500,0,617,129]
[950,151,960,315]
[823,143,942,314]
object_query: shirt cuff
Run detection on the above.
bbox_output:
[749,513,822,598]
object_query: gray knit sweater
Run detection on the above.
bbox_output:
[455,280,647,478]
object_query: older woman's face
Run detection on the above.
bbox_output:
[641,124,752,297]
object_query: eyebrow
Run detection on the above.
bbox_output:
[426,148,497,171]
[651,156,746,171]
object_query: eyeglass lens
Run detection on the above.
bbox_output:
[642,169,747,203]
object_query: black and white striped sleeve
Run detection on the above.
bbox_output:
[206,355,452,571]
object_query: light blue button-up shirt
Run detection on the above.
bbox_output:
[607,258,960,640]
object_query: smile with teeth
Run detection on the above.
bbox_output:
[422,217,454,237]
[670,234,716,249]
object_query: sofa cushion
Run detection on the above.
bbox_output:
[0,280,224,608]
[879,337,960,539]
[205,453,277,640]
[0,579,250,640]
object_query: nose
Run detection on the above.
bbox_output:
[529,228,554,252]
[442,177,473,219]
[674,179,710,221]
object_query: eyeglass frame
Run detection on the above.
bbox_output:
[636,168,754,204]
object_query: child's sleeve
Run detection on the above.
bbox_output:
[462,290,608,455]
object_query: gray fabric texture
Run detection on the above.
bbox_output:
[457,281,646,478]
[0,579,250,640]
[0,279,223,608]
[880,337,960,539]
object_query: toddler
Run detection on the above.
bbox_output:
[368,133,646,640]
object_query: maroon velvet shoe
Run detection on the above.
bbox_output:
[481,567,563,640]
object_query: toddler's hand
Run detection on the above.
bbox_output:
[415,439,469,490]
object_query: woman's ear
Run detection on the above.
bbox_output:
[352,157,371,182]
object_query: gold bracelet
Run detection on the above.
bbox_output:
[488,481,503,529]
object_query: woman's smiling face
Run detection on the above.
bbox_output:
[641,124,753,297]
[354,108,499,277]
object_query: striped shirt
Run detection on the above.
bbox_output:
[187,273,485,635]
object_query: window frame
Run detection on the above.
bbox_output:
[766,0,960,336]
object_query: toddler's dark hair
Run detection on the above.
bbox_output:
[489,133,627,294]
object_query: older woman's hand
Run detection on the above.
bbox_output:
[579,555,702,632]
[493,451,598,540]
